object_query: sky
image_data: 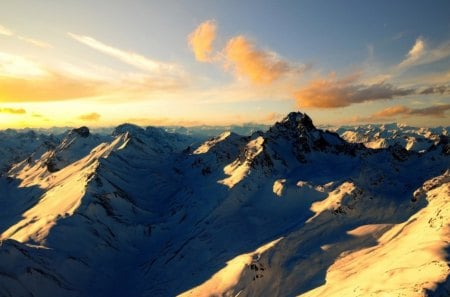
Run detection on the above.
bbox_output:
[0,0,450,129]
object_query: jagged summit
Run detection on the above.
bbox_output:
[280,111,316,131]
[71,126,90,138]
[267,111,317,139]
[112,123,144,136]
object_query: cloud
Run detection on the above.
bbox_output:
[0,24,13,36]
[187,20,306,86]
[17,36,52,48]
[0,51,188,102]
[372,105,411,118]
[68,33,182,75]
[0,52,47,77]
[398,37,425,68]
[0,24,52,48]
[0,73,100,102]
[408,104,450,117]
[0,52,101,102]
[350,104,450,123]
[188,20,217,62]
[261,112,283,123]
[397,37,450,69]
[424,41,450,64]
[0,107,26,114]
[78,112,101,121]
[419,85,450,95]
[294,74,415,108]
[223,36,294,84]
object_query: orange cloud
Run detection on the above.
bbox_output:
[78,112,101,121]
[261,112,283,123]
[372,105,410,118]
[0,72,100,102]
[0,107,26,114]
[0,51,188,103]
[188,20,217,62]
[408,104,450,118]
[294,74,415,108]
[349,104,450,123]
[224,36,293,84]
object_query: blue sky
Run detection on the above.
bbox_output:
[0,0,449,128]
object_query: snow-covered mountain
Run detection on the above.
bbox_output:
[0,129,60,174]
[0,113,449,297]
[336,123,450,152]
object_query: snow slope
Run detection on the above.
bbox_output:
[0,129,58,173]
[0,113,448,297]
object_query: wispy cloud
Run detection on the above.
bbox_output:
[0,51,100,102]
[398,37,426,68]
[350,104,450,123]
[0,51,188,103]
[0,23,52,48]
[294,73,414,108]
[17,36,52,48]
[0,24,13,36]
[188,20,217,62]
[371,105,411,118]
[0,52,48,78]
[0,107,26,114]
[68,32,182,75]
[407,104,450,117]
[261,112,283,123]
[397,37,450,69]
[78,112,101,121]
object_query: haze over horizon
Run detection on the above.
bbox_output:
[1,0,449,129]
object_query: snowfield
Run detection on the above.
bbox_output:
[0,113,449,297]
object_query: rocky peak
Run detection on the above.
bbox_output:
[267,112,316,139]
[281,112,316,131]
[71,126,90,138]
[112,123,144,137]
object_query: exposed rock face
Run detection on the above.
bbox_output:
[72,126,90,138]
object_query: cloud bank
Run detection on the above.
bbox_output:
[294,74,415,108]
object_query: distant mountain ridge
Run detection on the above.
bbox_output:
[336,123,450,152]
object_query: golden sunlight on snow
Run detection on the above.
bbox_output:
[0,134,128,243]
[179,237,283,297]
[300,174,450,297]
[307,182,356,222]
[194,131,231,154]
[219,136,264,188]
[273,179,287,197]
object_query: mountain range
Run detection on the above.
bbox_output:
[0,112,449,297]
